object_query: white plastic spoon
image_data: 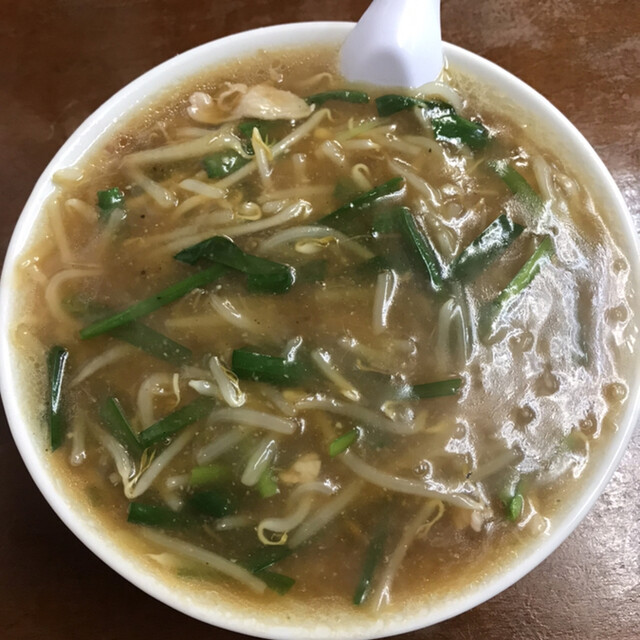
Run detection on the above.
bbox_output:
[340,0,443,89]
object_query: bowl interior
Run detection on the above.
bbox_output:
[1,21,639,640]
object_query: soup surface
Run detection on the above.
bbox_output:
[11,45,636,616]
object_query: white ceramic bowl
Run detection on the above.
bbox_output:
[1,21,639,640]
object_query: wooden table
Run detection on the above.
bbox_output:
[1,1,638,638]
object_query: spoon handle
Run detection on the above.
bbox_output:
[340,0,443,89]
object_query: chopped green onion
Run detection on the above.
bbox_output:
[398,208,445,293]
[375,95,489,150]
[489,160,544,214]
[257,466,279,498]
[138,397,215,448]
[110,321,192,365]
[258,570,296,595]
[306,90,370,106]
[127,502,189,528]
[69,296,191,364]
[375,95,455,118]
[174,236,294,294]
[188,490,236,518]
[203,151,249,178]
[243,546,292,573]
[500,477,526,523]
[236,121,276,155]
[232,349,308,387]
[237,119,272,143]
[99,397,143,457]
[409,378,462,399]
[317,177,404,233]
[47,346,69,451]
[329,428,360,457]
[451,214,525,281]
[431,113,489,150]
[353,521,387,605]
[237,120,266,139]
[97,187,125,220]
[189,464,232,487]
[371,206,405,235]
[80,265,227,339]
[506,493,524,521]
[246,269,295,295]
[491,236,554,313]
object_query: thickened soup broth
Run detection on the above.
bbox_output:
[13,46,636,615]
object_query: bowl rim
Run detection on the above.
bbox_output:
[1,20,639,640]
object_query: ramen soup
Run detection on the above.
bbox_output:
[12,46,635,615]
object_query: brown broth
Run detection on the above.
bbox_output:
[10,44,636,617]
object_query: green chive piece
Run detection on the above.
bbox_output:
[47,346,69,451]
[99,397,143,457]
[506,494,524,521]
[109,321,192,365]
[246,269,295,295]
[451,214,525,281]
[409,378,462,399]
[257,467,279,498]
[203,151,249,178]
[127,502,190,528]
[371,206,405,235]
[375,95,488,149]
[243,546,292,574]
[188,490,236,518]
[491,236,554,313]
[353,521,387,605]
[237,119,272,143]
[97,187,125,220]
[259,570,296,595]
[174,236,294,294]
[138,397,215,448]
[68,296,191,364]
[375,95,455,118]
[236,120,277,155]
[79,265,227,339]
[237,120,267,139]
[431,113,489,151]
[306,90,370,106]
[489,160,544,215]
[398,208,445,293]
[329,428,360,457]
[189,464,232,488]
[231,349,308,387]
[317,177,404,233]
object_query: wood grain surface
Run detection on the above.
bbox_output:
[0,1,638,638]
